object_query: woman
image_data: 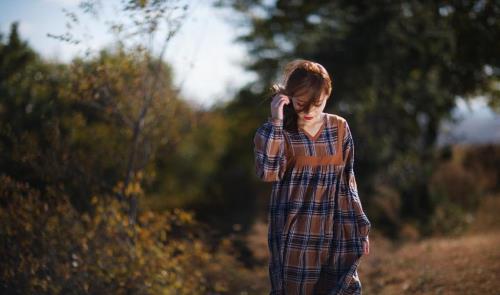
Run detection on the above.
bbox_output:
[253,59,371,295]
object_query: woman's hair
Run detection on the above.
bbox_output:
[270,59,332,132]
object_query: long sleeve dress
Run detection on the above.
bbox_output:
[253,112,371,295]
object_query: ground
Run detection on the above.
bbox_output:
[243,194,500,294]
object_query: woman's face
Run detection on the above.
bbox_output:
[291,91,328,122]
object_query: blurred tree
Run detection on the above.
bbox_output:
[0,20,263,289]
[0,22,192,215]
[0,13,244,239]
[0,23,84,203]
[48,0,193,224]
[0,20,241,241]
[213,0,500,235]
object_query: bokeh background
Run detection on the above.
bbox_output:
[1,0,499,294]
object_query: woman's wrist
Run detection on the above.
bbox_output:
[268,116,283,126]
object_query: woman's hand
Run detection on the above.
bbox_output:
[362,237,370,255]
[270,93,290,120]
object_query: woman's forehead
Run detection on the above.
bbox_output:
[294,88,313,97]
[293,88,321,101]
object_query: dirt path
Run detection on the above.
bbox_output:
[360,229,500,294]
[244,195,500,294]
[360,195,500,295]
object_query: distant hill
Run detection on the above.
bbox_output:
[437,97,500,146]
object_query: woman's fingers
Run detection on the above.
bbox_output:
[271,95,289,115]
[363,239,370,255]
[278,97,289,108]
[272,94,289,106]
[270,94,290,120]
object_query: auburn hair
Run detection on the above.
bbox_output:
[269,59,332,133]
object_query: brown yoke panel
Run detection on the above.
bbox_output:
[288,115,346,168]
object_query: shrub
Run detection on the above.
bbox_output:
[0,174,258,294]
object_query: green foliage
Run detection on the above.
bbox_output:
[146,109,230,209]
[183,91,265,234]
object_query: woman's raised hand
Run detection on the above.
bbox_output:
[270,93,290,120]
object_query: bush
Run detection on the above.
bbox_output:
[0,174,259,294]
[429,160,481,210]
[427,200,472,236]
[428,146,485,235]
[462,144,500,194]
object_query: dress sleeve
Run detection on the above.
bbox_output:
[253,116,288,182]
[343,121,371,243]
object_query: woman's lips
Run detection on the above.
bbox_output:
[304,116,314,120]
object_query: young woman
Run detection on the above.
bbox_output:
[253,59,371,295]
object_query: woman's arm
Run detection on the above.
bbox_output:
[253,117,288,182]
[343,121,371,244]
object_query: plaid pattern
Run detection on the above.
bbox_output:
[253,113,371,295]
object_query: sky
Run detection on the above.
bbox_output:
[1,0,499,144]
[0,0,257,109]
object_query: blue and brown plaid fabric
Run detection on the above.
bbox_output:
[253,113,371,295]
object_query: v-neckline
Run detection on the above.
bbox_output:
[299,113,327,142]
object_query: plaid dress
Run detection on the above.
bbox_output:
[253,112,371,295]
